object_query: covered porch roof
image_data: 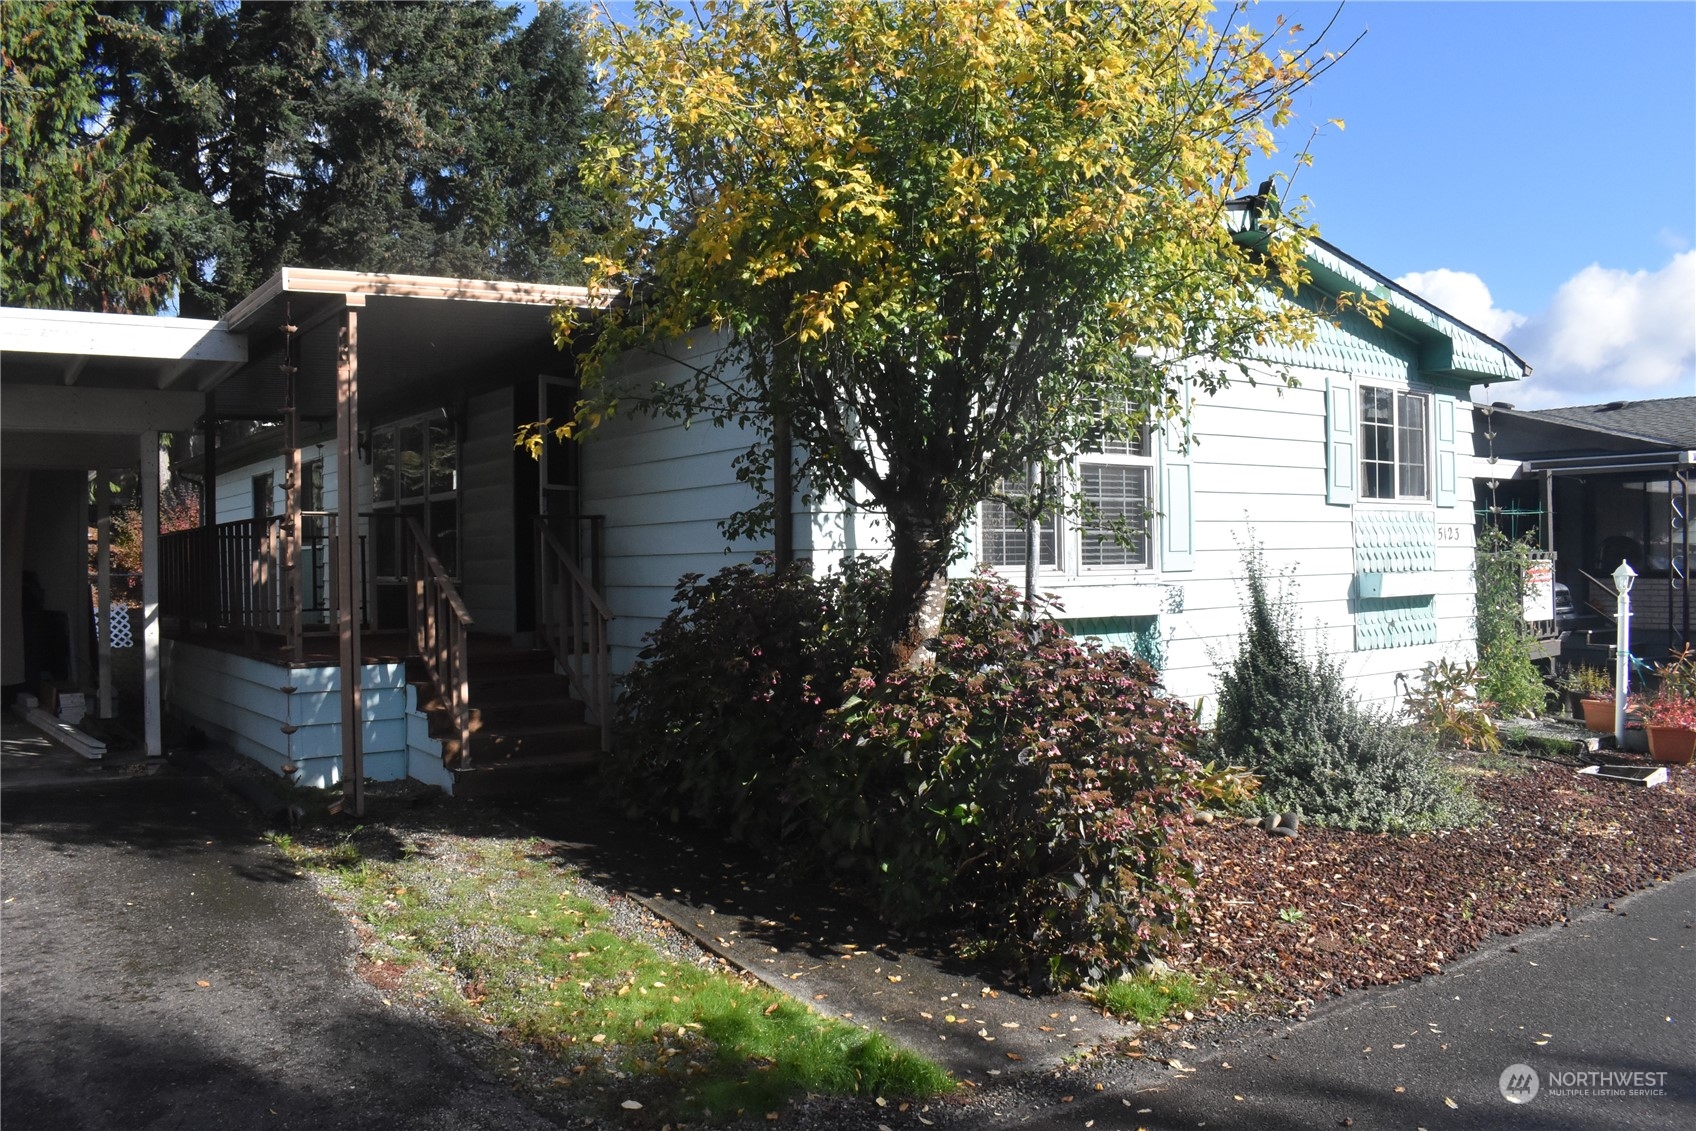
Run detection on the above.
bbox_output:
[208,268,607,422]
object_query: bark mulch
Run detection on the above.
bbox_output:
[1167,754,1696,1010]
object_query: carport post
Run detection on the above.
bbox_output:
[335,299,365,815]
[96,471,113,720]
[140,432,162,757]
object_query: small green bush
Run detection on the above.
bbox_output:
[1400,657,1500,754]
[1212,544,1478,833]
[1474,528,1550,718]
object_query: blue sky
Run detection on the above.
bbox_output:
[571,1,1693,409]
[1258,1,1696,408]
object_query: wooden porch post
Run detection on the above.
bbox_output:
[283,345,303,663]
[140,433,162,757]
[335,299,365,815]
[96,470,114,720]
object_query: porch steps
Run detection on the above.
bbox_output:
[405,637,601,800]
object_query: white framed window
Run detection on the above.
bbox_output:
[978,421,1155,574]
[980,467,1058,569]
[1360,386,1429,501]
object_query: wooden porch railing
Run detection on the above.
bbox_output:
[404,517,474,767]
[160,517,287,632]
[535,516,613,751]
[160,513,351,637]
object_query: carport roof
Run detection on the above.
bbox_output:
[0,307,247,470]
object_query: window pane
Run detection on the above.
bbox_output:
[251,473,273,519]
[303,459,324,512]
[398,423,426,500]
[372,427,396,504]
[1080,464,1149,567]
[1096,422,1151,457]
[428,420,456,495]
[1359,387,1395,500]
[980,471,1056,568]
[1397,393,1428,498]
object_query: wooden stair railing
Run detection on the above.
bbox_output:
[534,516,613,752]
[404,517,474,767]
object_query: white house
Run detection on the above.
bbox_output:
[0,229,1527,803]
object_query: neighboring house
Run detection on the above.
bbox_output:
[0,225,1529,803]
[1474,396,1696,664]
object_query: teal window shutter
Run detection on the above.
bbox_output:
[1160,380,1195,572]
[1433,393,1458,508]
[1325,375,1356,506]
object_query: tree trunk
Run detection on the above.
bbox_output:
[884,509,955,670]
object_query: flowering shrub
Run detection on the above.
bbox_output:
[613,564,1204,988]
[606,556,887,847]
[804,573,1203,988]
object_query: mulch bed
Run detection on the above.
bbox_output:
[1167,754,1696,1008]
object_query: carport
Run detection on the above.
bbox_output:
[1,307,247,755]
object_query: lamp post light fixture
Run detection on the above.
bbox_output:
[1613,559,1637,746]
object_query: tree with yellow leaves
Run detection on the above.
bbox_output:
[555,0,1350,667]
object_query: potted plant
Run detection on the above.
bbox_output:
[1639,647,1696,764]
[1558,665,1614,731]
[1636,692,1696,764]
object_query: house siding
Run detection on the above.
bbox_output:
[162,640,413,788]
[459,386,517,636]
[578,339,766,673]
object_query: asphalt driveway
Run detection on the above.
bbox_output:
[0,768,558,1131]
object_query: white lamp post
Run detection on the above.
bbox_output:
[1613,559,1637,746]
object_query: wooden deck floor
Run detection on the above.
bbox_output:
[164,629,417,668]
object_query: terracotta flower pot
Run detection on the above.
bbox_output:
[1646,725,1696,765]
[1580,697,1614,733]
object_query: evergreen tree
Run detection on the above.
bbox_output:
[14,0,598,317]
[1,0,187,312]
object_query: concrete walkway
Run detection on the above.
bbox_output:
[0,767,559,1131]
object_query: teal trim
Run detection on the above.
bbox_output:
[1259,292,1420,383]
[1354,508,1436,572]
[1325,375,1357,506]
[1060,615,1164,669]
[1355,596,1438,651]
[1302,242,1525,385]
[1433,394,1458,508]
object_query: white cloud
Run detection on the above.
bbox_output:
[1504,251,1695,408]
[1399,254,1696,410]
[1395,268,1526,339]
